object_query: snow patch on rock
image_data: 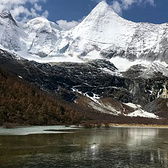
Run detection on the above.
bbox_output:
[125,102,159,119]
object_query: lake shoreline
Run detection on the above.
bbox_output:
[81,122,168,128]
[102,123,168,128]
[2,122,168,129]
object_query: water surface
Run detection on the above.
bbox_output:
[0,126,168,168]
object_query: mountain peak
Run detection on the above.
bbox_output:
[0,9,17,26]
[70,0,135,50]
[26,16,61,32]
[92,1,118,17]
[28,17,50,24]
[96,0,109,8]
[79,0,123,27]
[0,9,11,18]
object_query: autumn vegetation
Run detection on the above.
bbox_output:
[1,65,168,128]
[0,67,86,126]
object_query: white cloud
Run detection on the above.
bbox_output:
[34,4,42,11]
[56,20,79,31]
[121,0,155,9]
[0,0,48,23]
[111,1,122,15]
[121,0,136,10]
[110,0,155,15]
[42,10,49,18]
[146,0,155,6]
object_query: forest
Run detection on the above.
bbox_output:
[0,67,86,126]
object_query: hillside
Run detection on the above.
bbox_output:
[0,67,85,126]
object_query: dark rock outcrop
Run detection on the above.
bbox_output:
[0,49,168,118]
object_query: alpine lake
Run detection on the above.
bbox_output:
[0,125,168,168]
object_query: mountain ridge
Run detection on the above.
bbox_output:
[0,48,166,121]
[0,1,168,65]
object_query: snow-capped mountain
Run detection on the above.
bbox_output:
[0,10,26,51]
[25,17,62,57]
[77,2,168,64]
[68,1,137,58]
[1,2,168,122]
[66,1,168,63]
[0,2,168,75]
[0,1,168,66]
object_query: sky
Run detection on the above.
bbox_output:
[0,0,168,30]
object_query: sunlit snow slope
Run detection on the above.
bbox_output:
[1,1,168,72]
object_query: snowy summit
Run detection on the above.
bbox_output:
[0,1,168,72]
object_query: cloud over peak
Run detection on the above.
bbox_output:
[0,0,48,23]
[111,0,155,15]
[56,20,79,31]
[92,0,155,15]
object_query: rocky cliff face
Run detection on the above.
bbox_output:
[0,48,167,119]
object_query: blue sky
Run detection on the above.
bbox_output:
[0,0,168,29]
